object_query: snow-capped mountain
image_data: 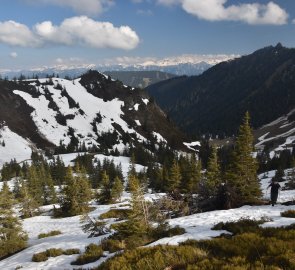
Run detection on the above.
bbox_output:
[0,70,186,166]
[0,54,239,80]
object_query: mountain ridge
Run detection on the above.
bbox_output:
[0,70,187,166]
[146,44,295,137]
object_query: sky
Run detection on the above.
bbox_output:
[0,0,295,70]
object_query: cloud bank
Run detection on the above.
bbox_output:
[0,16,139,50]
[158,0,288,25]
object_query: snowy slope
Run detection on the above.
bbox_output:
[0,126,32,167]
[14,78,141,148]
[1,168,295,269]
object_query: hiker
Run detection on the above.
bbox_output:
[267,180,281,206]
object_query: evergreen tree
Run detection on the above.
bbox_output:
[272,167,284,182]
[205,146,221,198]
[98,171,111,204]
[119,175,150,237]
[38,164,57,205]
[167,159,181,194]
[19,179,39,218]
[227,112,261,205]
[110,176,124,203]
[185,156,202,194]
[50,156,66,186]
[27,165,43,204]
[0,182,27,258]
[60,166,92,216]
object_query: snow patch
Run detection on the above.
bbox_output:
[142,98,149,105]
[184,141,201,151]
[152,132,167,144]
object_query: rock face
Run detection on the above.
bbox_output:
[0,70,187,160]
[146,44,295,137]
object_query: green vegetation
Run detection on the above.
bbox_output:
[99,208,131,220]
[281,210,295,218]
[71,244,104,265]
[59,166,92,217]
[101,239,126,253]
[38,230,62,239]
[226,112,262,207]
[96,220,295,270]
[97,245,207,270]
[32,248,80,262]
[212,217,271,234]
[0,182,28,259]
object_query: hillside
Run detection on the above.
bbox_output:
[0,70,187,166]
[103,71,176,88]
[146,44,295,137]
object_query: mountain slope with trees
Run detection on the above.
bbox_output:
[0,70,187,166]
[104,71,176,88]
[146,43,295,137]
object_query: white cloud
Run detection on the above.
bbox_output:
[158,0,288,25]
[10,52,18,58]
[25,0,114,15]
[0,21,41,47]
[0,16,140,50]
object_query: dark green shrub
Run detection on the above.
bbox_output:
[99,209,131,220]
[151,224,186,239]
[281,210,295,218]
[38,230,62,239]
[32,251,48,262]
[62,248,80,255]
[71,243,104,265]
[212,217,270,235]
[101,239,125,253]
[32,248,80,262]
[45,248,63,257]
[96,245,207,270]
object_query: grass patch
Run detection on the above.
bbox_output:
[38,230,62,239]
[71,243,104,265]
[281,210,295,218]
[99,208,131,220]
[32,248,80,262]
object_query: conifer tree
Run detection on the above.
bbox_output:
[19,179,39,218]
[0,182,27,258]
[121,174,150,236]
[38,164,57,205]
[205,146,221,197]
[60,166,92,216]
[185,156,202,194]
[110,176,124,203]
[227,112,261,205]
[98,171,111,204]
[27,165,43,204]
[167,159,181,194]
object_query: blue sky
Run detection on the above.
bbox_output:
[0,0,294,70]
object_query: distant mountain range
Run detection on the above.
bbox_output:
[0,54,238,81]
[146,43,295,139]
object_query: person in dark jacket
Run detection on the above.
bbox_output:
[267,180,281,206]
